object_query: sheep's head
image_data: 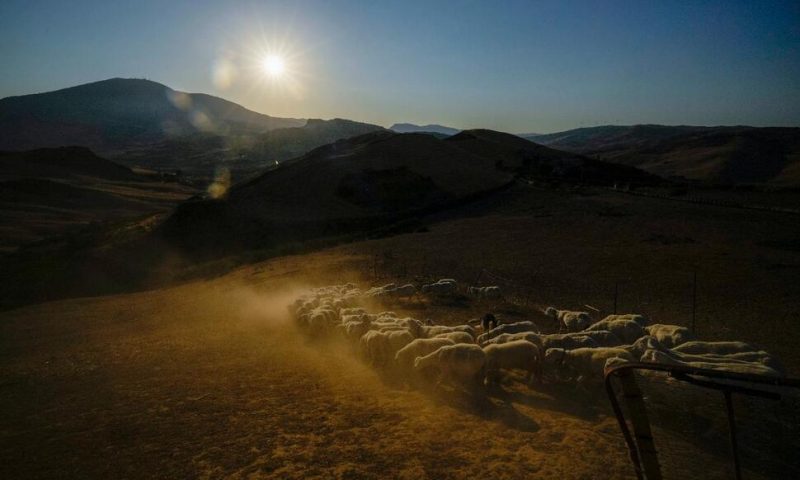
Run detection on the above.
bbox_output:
[544,307,557,318]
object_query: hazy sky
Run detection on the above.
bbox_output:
[1,0,798,133]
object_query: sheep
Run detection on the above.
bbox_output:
[394,338,455,371]
[359,329,415,367]
[481,332,541,346]
[468,286,502,300]
[544,347,635,382]
[673,341,759,356]
[585,318,645,344]
[535,333,599,351]
[477,321,539,345]
[413,344,486,389]
[422,325,476,339]
[339,319,373,343]
[434,331,475,344]
[299,307,339,336]
[566,330,623,347]
[545,307,592,332]
[421,279,457,296]
[599,313,649,328]
[388,283,417,298]
[645,324,695,348]
[644,342,785,375]
[641,349,782,377]
[483,340,541,385]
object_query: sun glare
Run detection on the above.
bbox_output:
[262,55,285,78]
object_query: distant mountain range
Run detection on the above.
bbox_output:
[0,78,304,155]
[524,125,800,186]
[390,123,461,136]
[160,129,657,252]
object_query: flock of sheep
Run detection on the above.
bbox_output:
[287,281,786,392]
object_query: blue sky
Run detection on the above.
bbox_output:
[1,0,798,133]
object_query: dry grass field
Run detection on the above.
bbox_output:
[0,252,632,479]
[2,184,799,479]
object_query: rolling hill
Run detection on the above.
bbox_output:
[0,146,196,252]
[525,125,800,186]
[0,146,138,181]
[159,129,659,253]
[0,78,304,155]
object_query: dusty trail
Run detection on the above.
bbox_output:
[0,257,633,479]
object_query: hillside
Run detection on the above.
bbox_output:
[391,123,461,136]
[160,129,659,253]
[0,78,304,155]
[113,118,386,181]
[0,146,138,181]
[446,129,659,185]
[0,146,196,252]
[246,118,386,167]
[526,125,800,186]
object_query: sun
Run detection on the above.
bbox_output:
[261,54,285,78]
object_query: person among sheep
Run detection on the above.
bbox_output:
[481,313,498,332]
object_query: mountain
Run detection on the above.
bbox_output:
[0,78,304,155]
[160,129,658,253]
[525,125,800,186]
[390,123,461,136]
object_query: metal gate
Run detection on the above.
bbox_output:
[604,363,800,479]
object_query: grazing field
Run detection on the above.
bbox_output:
[0,253,631,479]
[1,185,798,479]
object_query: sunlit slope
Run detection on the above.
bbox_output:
[528,125,800,185]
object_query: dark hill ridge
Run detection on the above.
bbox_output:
[390,123,461,136]
[0,146,138,182]
[248,118,386,167]
[160,129,659,253]
[111,117,385,181]
[525,125,800,186]
[0,78,304,155]
[447,129,658,184]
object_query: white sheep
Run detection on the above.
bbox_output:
[434,331,475,344]
[544,347,635,382]
[641,349,782,377]
[483,340,541,385]
[394,338,455,371]
[477,321,539,345]
[421,279,458,296]
[600,313,649,327]
[423,324,476,339]
[468,286,502,300]
[388,283,417,298]
[413,344,486,389]
[544,307,592,332]
[645,324,695,348]
[481,332,541,346]
[565,330,624,347]
[672,341,759,356]
[585,318,645,344]
[360,329,415,367]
